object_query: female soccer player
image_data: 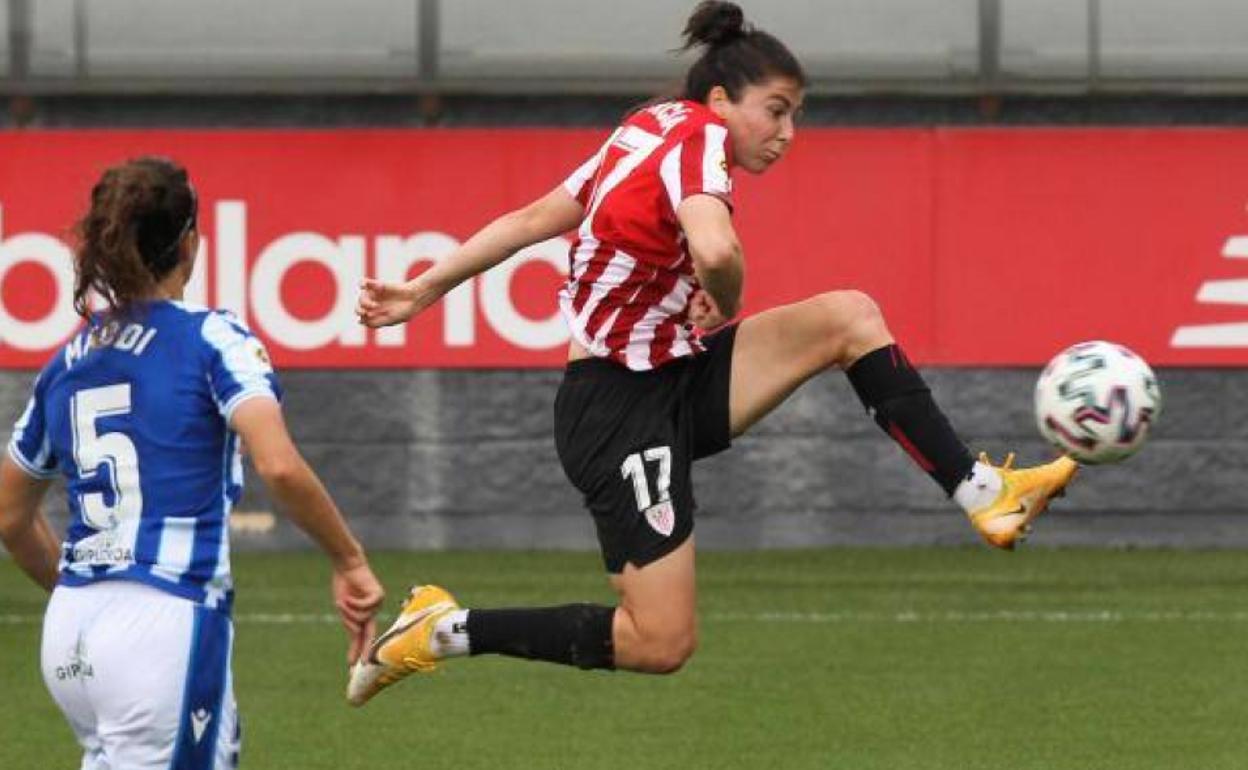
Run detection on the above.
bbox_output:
[0,157,384,768]
[348,1,1077,703]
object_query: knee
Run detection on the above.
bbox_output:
[638,630,698,674]
[813,290,889,365]
[817,289,885,337]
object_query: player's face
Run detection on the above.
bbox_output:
[717,76,804,174]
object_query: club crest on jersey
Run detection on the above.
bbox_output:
[250,340,271,366]
[242,337,273,371]
[644,500,675,537]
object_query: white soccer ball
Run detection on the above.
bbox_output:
[1034,340,1162,464]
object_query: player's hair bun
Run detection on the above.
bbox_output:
[682,1,748,49]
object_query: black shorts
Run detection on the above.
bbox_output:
[553,325,737,574]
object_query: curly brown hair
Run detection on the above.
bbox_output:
[73,157,197,320]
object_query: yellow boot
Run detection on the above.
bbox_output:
[967,453,1079,550]
[346,585,459,707]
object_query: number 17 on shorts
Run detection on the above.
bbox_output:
[621,446,675,536]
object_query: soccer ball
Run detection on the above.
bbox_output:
[1034,341,1162,464]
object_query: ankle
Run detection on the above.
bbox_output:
[953,461,1003,514]
[430,609,470,658]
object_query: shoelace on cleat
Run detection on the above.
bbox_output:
[977,451,1016,470]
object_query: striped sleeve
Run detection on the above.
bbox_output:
[201,311,281,421]
[659,122,733,213]
[7,367,60,479]
[561,133,615,207]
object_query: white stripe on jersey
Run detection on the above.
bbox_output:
[201,312,277,418]
[63,560,92,580]
[211,432,238,601]
[561,138,611,199]
[669,335,695,360]
[8,394,57,478]
[558,102,733,370]
[623,275,697,370]
[577,126,664,242]
[572,249,638,330]
[590,307,625,353]
[659,143,683,212]
[702,124,731,197]
[220,389,278,422]
[7,440,56,479]
[152,516,197,583]
[560,249,638,357]
[568,235,598,284]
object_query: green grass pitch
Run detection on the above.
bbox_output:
[4,548,1248,769]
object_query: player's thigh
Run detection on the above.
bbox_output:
[84,584,236,769]
[729,292,892,437]
[41,587,105,758]
[557,360,697,575]
[609,535,697,641]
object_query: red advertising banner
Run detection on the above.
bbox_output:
[1,128,1245,368]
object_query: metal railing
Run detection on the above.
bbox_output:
[2,0,1247,96]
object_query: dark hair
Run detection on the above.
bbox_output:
[73,156,197,320]
[679,1,806,102]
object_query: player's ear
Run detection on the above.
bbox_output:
[706,85,732,118]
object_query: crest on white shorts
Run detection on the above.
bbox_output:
[191,709,213,744]
[644,501,675,537]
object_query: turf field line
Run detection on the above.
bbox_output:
[7,609,1248,626]
[709,610,1248,623]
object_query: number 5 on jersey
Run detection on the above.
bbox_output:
[72,383,143,531]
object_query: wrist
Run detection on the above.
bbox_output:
[412,271,449,297]
[330,542,367,572]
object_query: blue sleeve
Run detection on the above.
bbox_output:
[7,364,60,479]
[200,311,282,421]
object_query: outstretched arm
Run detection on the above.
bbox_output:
[0,458,59,592]
[232,398,385,663]
[357,186,585,328]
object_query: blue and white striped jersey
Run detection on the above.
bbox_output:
[7,300,281,612]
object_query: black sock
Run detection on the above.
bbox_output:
[466,604,615,670]
[846,344,975,496]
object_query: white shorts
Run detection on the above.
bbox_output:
[41,581,240,770]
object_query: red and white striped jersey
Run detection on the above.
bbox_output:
[558,99,734,371]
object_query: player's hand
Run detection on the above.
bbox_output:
[688,289,728,331]
[332,560,385,664]
[356,276,439,328]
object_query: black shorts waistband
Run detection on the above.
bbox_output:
[562,354,692,382]
[564,355,624,375]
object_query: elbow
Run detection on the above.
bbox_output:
[0,500,30,545]
[696,241,742,274]
[0,512,18,545]
[252,452,304,489]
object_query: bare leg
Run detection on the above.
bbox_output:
[609,537,698,673]
[729,290,892,436]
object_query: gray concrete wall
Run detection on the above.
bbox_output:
[8,93,1248,130]
[2,366,1242,551]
